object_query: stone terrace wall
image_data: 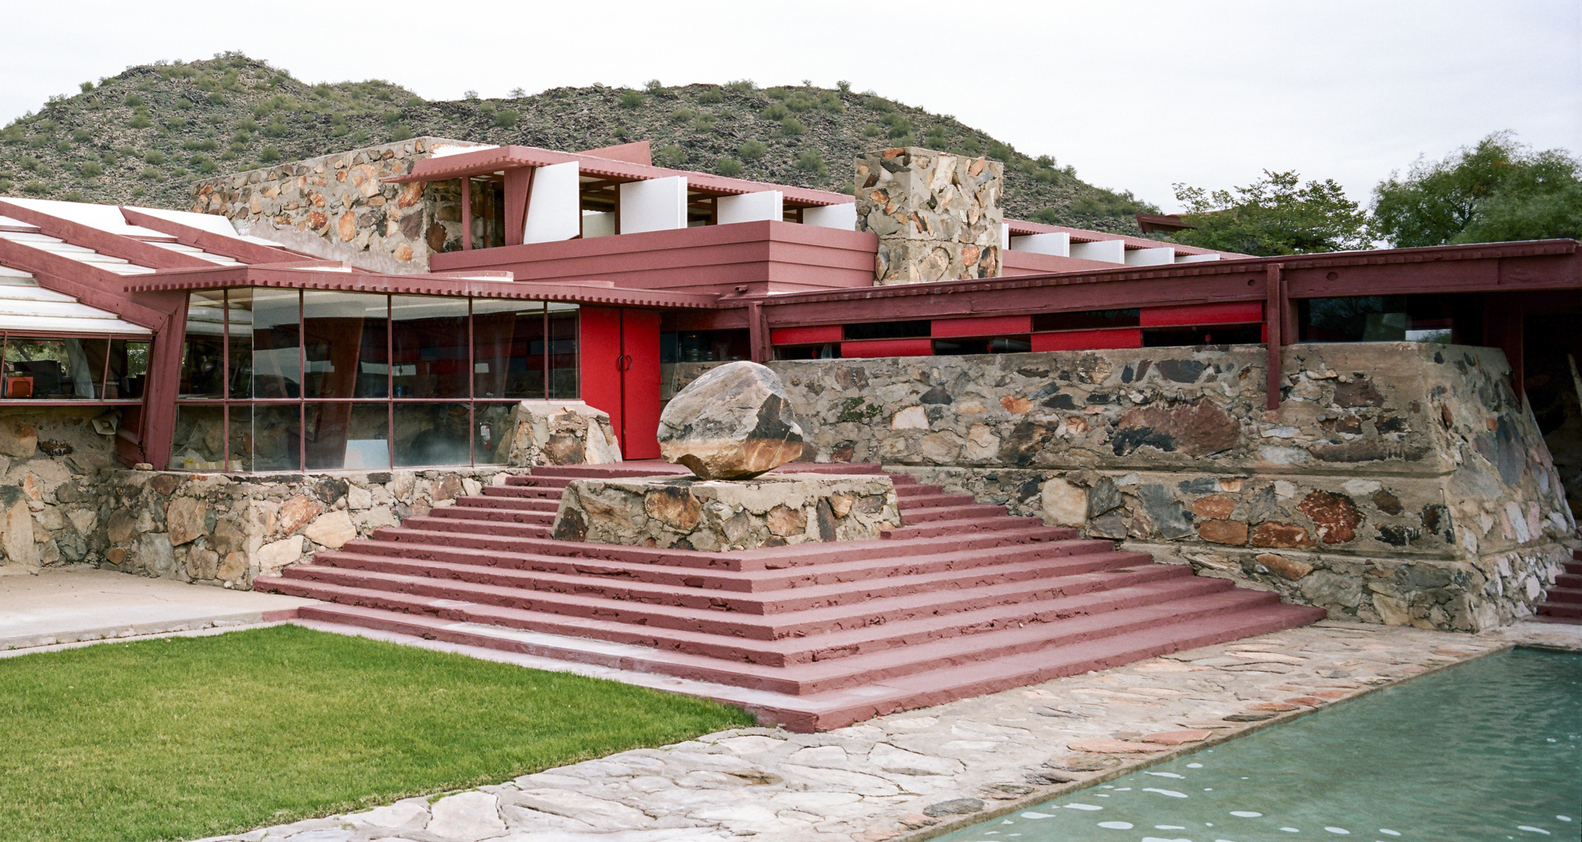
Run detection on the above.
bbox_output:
[97,468,515,589]
[0,409,121,575]
[673,344,1577,632]
[191,137,485,273]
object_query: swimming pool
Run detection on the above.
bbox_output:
[933,648,1580,842]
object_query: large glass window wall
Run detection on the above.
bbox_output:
[174,288,578,472]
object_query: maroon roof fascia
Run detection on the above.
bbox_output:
[385,145,854,207]
[1135,212,1195,234]
[124,264,723,309]
[120,208,315,266]
[745,240,1582,327]
[0,200,216,272]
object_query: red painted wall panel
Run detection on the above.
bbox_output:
[839,338,934,358]
[1140,302,1264,327]
[771,325,843,346]
[1029,328,1144,352]
[931,315,1033,338]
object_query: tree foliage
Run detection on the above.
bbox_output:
[1371,132,1582,247]
[1168,170,1369,256]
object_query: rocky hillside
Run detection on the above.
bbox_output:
[0,53,1156,234]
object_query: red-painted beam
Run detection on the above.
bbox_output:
[1265,264,1283,411]
[0,200,216,273]
[931,314,1032,338]
[1029,328,1143,352]
[1141,301,1264,327]
[120,208,309,266]
[771,325,842,346]
[840,338,933,358]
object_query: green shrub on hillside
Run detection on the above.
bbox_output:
[618,89,644,108]
[739,140,767,161]
[715,156,743,177]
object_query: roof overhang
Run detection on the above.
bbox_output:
[385,144,854,208]
[124,263,722,309]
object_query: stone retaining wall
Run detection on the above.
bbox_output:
[97,467,516,589]
[667,342,1576,631]
[0,409,120,576]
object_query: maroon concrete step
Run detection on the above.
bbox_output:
[1554,572,1582,590]
[770,601,1329,731]
[882,516,1046,540]
[427,506,556,526]
[278,580,1272,691]
[899,503,1009,523]
[266,556,1196,644]
[277,545,1162,621]
[1536,601,1582,621]
[258,460,1328,730]
[321,535,1126,594]
[453,496,560,512]
[361,524,1082,574]
[1541,586,1582,605]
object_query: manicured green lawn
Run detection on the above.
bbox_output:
[0,624,753,842]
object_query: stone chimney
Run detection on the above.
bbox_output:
[854,147,1003,285]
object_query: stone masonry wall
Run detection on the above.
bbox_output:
[854,147,1003,284]
[0,409,121,576]
[191,137,485,273]
[96,467,516,589]
[669,342,1576,632]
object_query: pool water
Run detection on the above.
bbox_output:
[935,649,1581,842]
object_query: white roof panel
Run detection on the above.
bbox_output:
[0,268,151,336]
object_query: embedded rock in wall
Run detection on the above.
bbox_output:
[504,400,623,467]
[657,361,805,480]
[855,147,1004,285]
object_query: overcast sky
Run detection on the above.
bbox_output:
[3,0,1578,213]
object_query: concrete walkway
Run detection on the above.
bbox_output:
[189,618,1579,842]
[0,566,314,653]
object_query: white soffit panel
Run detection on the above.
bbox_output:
[1125,247,1175,266]
[1176,252,1222,263]
[618,176,687,234]
[523,161,581,244]
[1069,239,1126,264]
[717,191,783,225]
[1009,232,1071,257]
[802,203,858,231]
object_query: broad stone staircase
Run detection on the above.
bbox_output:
[257,462,1326,731]
[1534,549,1582,624]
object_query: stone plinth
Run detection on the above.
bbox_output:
[504,400,622,467]
[552,474,899,552]
[855,147,1003,285]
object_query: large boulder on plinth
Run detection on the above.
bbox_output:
[657,361,804,480]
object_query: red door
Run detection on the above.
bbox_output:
[579,307,661,459]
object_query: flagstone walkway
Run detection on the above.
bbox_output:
[194,619,1581,842]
